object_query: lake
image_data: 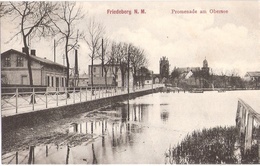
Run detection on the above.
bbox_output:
[2,90,260,164]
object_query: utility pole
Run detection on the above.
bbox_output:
[128,48,130,98]
[101,38,104,77]
[54,39,56,63]
[74,50,79,87]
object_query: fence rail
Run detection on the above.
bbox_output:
[1,84,164,117]
[236,98,260,163]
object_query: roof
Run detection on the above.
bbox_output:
[89,64,120,67]
[1,49,66,69]
[246,72,260,77]
[177,67,200,73]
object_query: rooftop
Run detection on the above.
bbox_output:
[246,72,260,77]
[1,49,66,69]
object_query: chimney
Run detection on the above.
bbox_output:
[22,47,28,53]
[31,49,36,56]
[75,49,78,75]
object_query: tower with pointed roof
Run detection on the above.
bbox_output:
[159,56,170,82]
[201,57,210,87]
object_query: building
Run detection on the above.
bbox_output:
[171,58,211,88]
[159,56,170,81]
[69,72,89,87]
[1,49,67,90]
[88,64,133,88]
[244,72,260,88]
[244,72,260,81]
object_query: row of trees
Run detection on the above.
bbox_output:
[170,68,245,89]
[1,2,149,98]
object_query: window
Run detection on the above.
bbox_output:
[17,56,23,67]
[4,57,11,67]
[47,76,50,87]
[21,75,28,85]
[51,76,54,87]
[93,67,96,72]
[61,78,64,87]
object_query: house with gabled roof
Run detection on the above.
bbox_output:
[244,72,260,81]
[244,71,260,88]
[1,48,67,90]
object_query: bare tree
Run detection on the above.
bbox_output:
[117,43,129,90]
[109,42,121,87]
[49,2,84,95]
[84,18,105,92]
[98,37,111,90]
[0,2,11,18]
[6,2,56,103]
[130,46,148,86]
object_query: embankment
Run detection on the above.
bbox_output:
[2,88,162,132]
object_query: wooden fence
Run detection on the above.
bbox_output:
[236,98,260,162]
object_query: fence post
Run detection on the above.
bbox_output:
[73,87,75,104]
[16,151,18,164]
[32,88,35,111]
[80,87,82,102]
[46,145,48,157]
[16,88,18,114]
[66,145,70,164]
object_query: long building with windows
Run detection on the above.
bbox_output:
[1,49,67,90]
[88,64,133,88]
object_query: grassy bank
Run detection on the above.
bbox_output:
[165,126,258,164]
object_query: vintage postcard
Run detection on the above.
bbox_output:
[1,0,260,164]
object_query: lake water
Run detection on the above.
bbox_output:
[2,90,260,164]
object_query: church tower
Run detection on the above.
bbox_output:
[202,57,209,73]
[159,56,170,80]
[201,57,210,87]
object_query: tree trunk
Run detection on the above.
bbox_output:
[91,51,94,95]
[23,37,36,104]
[104,67,108,92]
[105,72,108,92]
[65,42,70,98]
[120,65,125,91]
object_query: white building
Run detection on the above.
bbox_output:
[1,49,67,90]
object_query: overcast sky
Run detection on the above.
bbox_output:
[1,1,259,76]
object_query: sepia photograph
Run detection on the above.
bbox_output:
[1,0,260,164]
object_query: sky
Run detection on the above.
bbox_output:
[1,1,260,76]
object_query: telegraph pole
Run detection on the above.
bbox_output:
[128,48,130,98]
[54,39,56,63]
[101,38,104,77]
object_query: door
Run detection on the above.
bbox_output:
[21,75,28,85]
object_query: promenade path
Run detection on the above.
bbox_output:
[1,84,163,117]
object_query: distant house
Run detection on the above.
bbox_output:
[244,71,260,88]
[69,72,89,87]
[1,49,67,90]
[244,72,260,81]
[88,64,133,88]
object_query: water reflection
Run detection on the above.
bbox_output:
[3,91,260,164]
